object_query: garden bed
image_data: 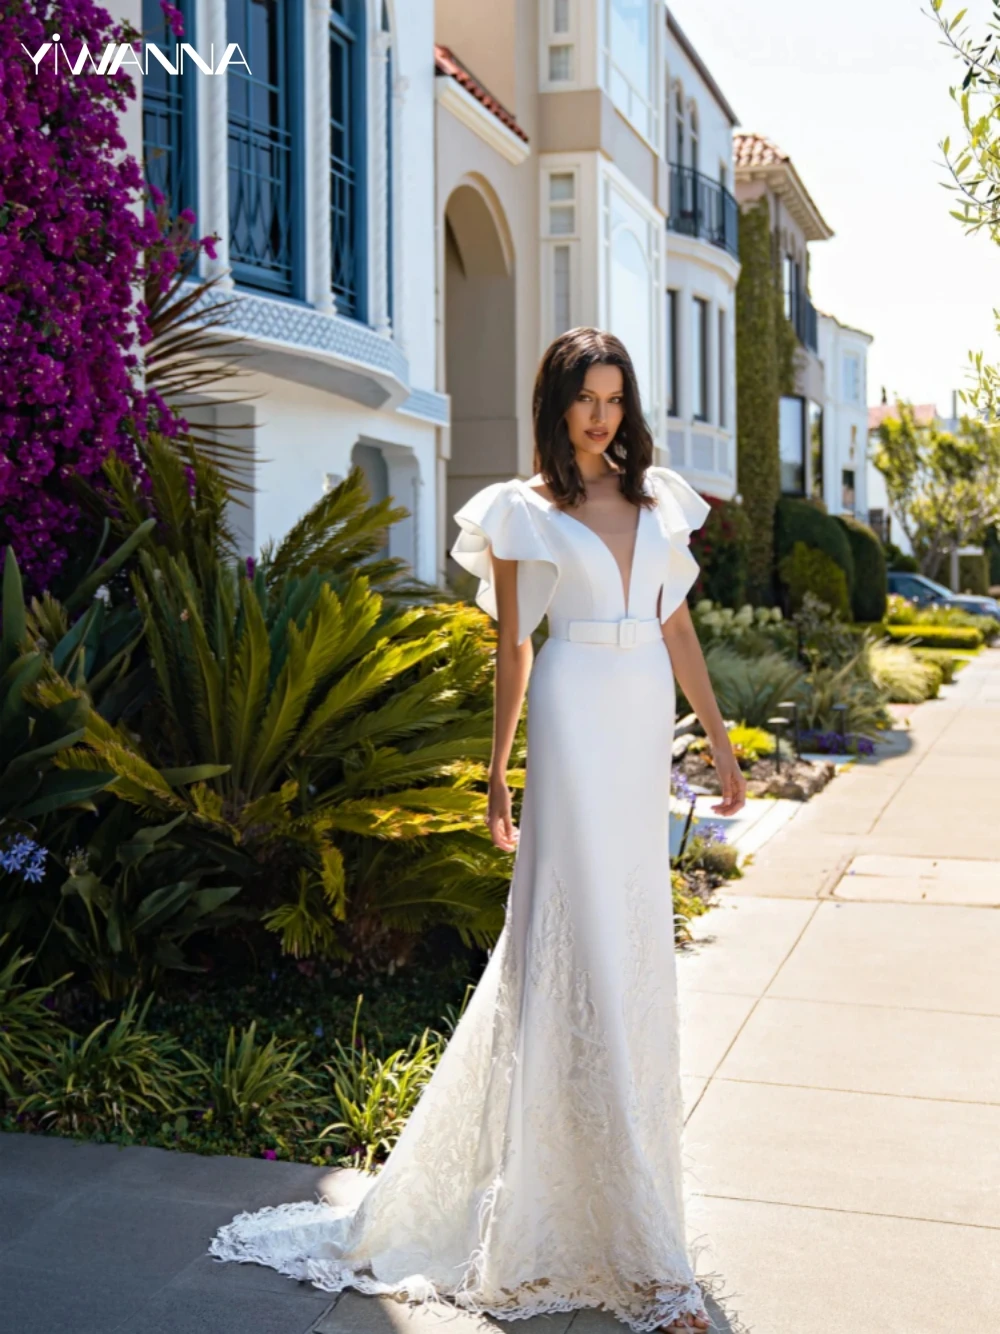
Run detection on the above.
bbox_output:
[676,749,837,802]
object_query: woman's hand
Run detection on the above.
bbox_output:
[486,771,519,852]
[711,742,747,817]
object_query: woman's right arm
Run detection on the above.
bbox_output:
[486,548,533,851]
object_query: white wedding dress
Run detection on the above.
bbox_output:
[210,465,716,1330]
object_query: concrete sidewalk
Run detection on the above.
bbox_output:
[677,646,1000,1332]
[3,651,998,1333]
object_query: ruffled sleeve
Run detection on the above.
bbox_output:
[450,481,560,646]
[645,466,712,624]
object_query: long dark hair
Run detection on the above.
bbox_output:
[531,327,655,511]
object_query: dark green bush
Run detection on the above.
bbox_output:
[778,542,851,620]
[835,515,887,622]
[958,552,990,595]
[690,497,751,608]
[885,541,919,573]
[775,497,855,606]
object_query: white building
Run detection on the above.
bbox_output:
[664,9,741,499]
[121,1,742,588]
[131,0,446,579]
[816,311,874,521]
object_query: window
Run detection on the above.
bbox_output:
[383,1,393,331]
[142,0,196,213]
[779,395,805,494]
[719,162,728,193]
[692,297,709,422]
[548,172,576,234]
[553,246,571,337]
[667,290,679,417]
[607,0,653,142]
[808,399,824,501]
[547,172,577,338]
[782,253,796,323]
[672,85,684,166]
[842,468,856,512]
[718,308,727,428]
[843,353,861,404]
[228,0,302,296]
[689,103,699,174]
[330,0,366,319]
[546,0,575,84]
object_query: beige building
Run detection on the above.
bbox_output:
[733,132,834,500]
[438,1,740,582]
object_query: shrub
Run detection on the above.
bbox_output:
[778,542,851,620]
[885,542,919,573]
[318,996,445,1171]
[835,515,888,622]
[0,940,68,1101]
[691,599,793,658]
[18,993,196,1134]
[883,624,984,650]
[704,644,806,729]
[775,496,856,604]
[797,644,891,738]
[690,498,751,608]
[869,644,943,702]
[200,1022,318,1136]
[958,552,990,595]
[912,648,960,683]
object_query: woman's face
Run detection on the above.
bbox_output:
[563,363,625,456]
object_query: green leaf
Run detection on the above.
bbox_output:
[17,769,116,818]
[2,547,26,667]
[63,519,157,614]
[160,764,231,785]
[132,881,200,931]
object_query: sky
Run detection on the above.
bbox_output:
[676,0,1000,416]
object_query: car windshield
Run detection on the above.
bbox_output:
[914,575,957,598]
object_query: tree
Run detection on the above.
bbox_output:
[872,401,1000,581]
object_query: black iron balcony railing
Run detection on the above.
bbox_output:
[667,165,739,260]
[792,290,819,354]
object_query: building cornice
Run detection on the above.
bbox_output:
[435,76,531,166]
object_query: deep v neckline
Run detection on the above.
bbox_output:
[516,475,646,616]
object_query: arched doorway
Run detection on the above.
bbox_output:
[444,180,516,568]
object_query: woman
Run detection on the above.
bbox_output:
[210,328,746,1333]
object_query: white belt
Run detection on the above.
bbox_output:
[549,616,662,648]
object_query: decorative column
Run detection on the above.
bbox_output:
[370,25,392,337]
[200,0,232,290]
[309,0,334,314]
[390,70,409,354]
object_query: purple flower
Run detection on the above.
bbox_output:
[701,823,728,845]
[0,835,47,881]
[262,1149,277,1160]
[671,766,697,805]
[245,556,257,580]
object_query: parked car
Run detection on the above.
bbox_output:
[887,572,1000,624]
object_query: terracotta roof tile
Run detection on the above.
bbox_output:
[733,132,789,169]
[434,44,529,144]
[868,402,938,431]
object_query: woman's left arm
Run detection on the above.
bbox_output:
[661,599,747,816]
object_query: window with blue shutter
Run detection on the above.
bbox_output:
[329,0,366,321]
[142,0,197,214]
[227,0,304,296]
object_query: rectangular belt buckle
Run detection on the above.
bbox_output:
[618,617,638,647]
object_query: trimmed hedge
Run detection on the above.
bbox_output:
[735,199,782,604]
[777,541,851,619]
[878,623,984,650]
[835,514,887,623]
[775,496,855,603]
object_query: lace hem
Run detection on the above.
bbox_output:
[209,1201,726,1332]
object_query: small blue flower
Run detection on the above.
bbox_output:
[0,835,47,882]
[314,1023,324,1039]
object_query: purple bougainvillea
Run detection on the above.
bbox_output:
[0,0,212,594]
